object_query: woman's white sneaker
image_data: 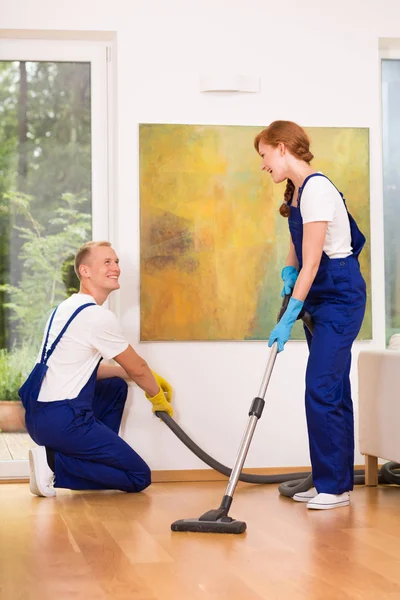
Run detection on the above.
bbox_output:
[293,487,318,502]
[29,446,56,498]
[307,492,350,510]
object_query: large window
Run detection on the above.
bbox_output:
[382,57,400,342]
[0,40,111,477]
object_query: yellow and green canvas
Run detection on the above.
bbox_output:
[140,124,371,341]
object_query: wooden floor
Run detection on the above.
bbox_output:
[1,482,400,599]
[0,432,36,460]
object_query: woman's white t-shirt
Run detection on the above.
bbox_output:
[300,174,352,259]
[37,293,129,402]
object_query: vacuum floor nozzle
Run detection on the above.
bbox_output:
[171,517,246,534]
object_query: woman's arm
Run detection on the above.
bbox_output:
[286,236,299,269]
[292,221,328,301]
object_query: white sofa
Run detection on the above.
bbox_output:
[358,334,400,485]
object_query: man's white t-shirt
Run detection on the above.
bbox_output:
[300,174,352,259]
[37,293,129,402]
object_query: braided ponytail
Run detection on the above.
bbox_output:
[280,179,294,218]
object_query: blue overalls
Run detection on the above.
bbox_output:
[19,303,151,493]
[288,173,367,494]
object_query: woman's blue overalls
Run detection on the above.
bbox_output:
[288,173,367,494]
[19,303,151,493]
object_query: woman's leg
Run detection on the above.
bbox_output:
[305,315,360,495]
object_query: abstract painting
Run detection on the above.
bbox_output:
[140,124,371,341]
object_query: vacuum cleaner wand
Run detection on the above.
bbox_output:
[171,343,278,534]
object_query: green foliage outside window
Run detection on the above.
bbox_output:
[0,60,91,400]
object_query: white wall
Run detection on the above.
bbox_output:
[1,0,399,471]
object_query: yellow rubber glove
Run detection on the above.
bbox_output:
[146,387,173,417]
[151,371,172,402]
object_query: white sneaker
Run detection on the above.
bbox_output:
[293,487,318,502]
[29,446,56,498]
[307,492,350,510]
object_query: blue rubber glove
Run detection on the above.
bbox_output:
[281,266,299,298]
[268,297,304,352]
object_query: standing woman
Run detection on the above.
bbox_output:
[254,121,366,510]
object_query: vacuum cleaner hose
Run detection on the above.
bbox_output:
[156,411,310,484]
[156,412,400,495]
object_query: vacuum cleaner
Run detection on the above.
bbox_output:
[155,295,400,534]
[171,294,309,534]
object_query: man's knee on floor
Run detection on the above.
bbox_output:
[127,465,151,493]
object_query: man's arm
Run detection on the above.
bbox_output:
[111,345,159,397]
[97,363,130,381]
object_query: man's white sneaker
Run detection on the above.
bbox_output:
[293,487,318,502]
[307,492,350,510]
[29,446,56,498]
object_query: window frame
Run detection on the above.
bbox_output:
[0,38,114,480]
[380,47,400,344]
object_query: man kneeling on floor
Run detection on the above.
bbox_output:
[19,241,172,498]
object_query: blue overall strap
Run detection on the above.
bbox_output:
[298,173,344,206]
[40,307,58,364]
[44,302,96,363]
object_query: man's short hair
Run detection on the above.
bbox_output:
[74,241,112,280]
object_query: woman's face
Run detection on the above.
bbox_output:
[258,141,288,184]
